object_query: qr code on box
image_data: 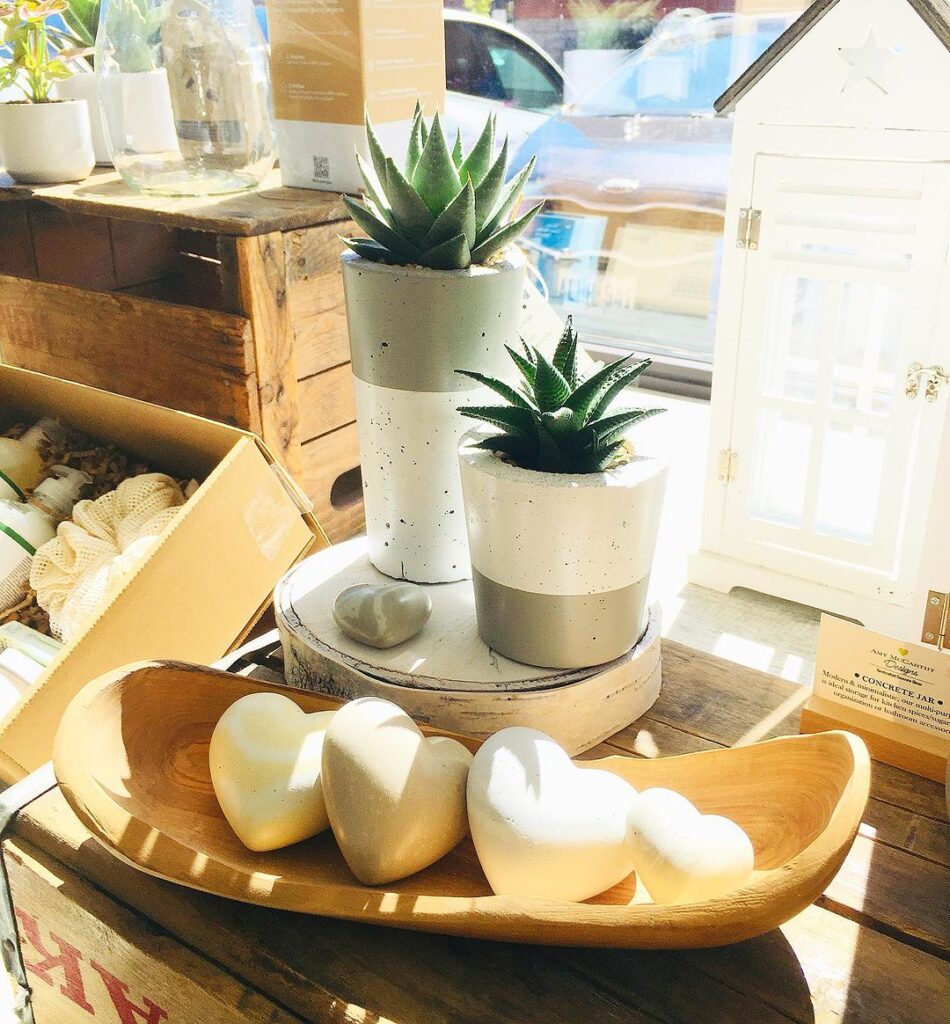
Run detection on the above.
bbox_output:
[312,156,331,184]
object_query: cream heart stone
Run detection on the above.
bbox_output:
[467,727,638,902]
[321,697,473,885]
[626,788,755,905]
[209,693,335,853]
[332,583,432,649]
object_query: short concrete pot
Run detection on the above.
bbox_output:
[341,248,525,584]
[458,427,668,669]
[0,100,94,184]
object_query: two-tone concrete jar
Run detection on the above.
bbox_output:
[341,248,525,584]
[458,427,668,669]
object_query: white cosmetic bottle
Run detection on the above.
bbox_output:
[0,418,67,501]
[0,466,90,613]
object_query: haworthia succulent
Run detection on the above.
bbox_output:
[457,318,665,474]
[344,105,541,270]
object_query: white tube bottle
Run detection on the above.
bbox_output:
[0,466,90,613]
[0,418,67,501]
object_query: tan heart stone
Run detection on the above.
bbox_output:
[209,693,335,852]
[322,697,473,885]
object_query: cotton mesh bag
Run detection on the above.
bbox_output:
[31,474,188,641]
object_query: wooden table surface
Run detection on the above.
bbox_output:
[9,639,950,1023]
[0,168,343,236]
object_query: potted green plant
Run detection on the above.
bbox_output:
[564,0,657,103]
[457,318,667,669]
[0,0,95,182]
[340,104,541,584]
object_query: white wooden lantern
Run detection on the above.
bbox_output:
[691,0,950,643]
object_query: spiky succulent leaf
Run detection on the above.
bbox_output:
[479,156,537,241]
[505,344,537,387]
[405,104,424,177]
[588,359,652,421]
[471,201,544,264]
[411,113,462,215]
[422,180,476,252]
[345,108,540,270]
[342,196,420,263]
[416,233,471,270]
[533,352,571,412]
[458,114,495,188]
[341,237,392,262]
[473,139,509,234]
[459,322,664,474]
[461,405,537,436]
[552,316,578,386]
[455,370,533,409]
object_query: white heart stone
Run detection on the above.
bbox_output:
[467,727,638,902]
[333,583,432,649]
[209,693,335,852]
[626,788,755,905]
[322,697,473,885]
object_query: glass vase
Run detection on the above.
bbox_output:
[95,0,276,195]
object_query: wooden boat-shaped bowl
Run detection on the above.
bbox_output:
[53,662,870,948]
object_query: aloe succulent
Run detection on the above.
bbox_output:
[342,105,542,271]
[458,318,664,473]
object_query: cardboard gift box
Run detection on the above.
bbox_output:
[0,365,327,782]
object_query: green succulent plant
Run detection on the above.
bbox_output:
[342,104,542,271]
[458,318,664,473]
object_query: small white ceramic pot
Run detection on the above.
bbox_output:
[55,73,111,164]
[0,100,94,184]
[458,427,668,669]
[99,68,180,159]
[341,248,525,584]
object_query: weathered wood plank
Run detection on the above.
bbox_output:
[300,422,364,541]
[231,233,303,475]
[4,834,305,1024]
[0,201,37,278]
[285,222,353,379]
[298,363,356,442]
[0,275,257,428]
[0,169,346,236]
[27,204,117,291]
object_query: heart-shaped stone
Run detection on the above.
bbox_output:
[626,788,755,905]
[333,583,432,649]
[209,693,335,852]
[467,727,638,902]
[322,697,473,885]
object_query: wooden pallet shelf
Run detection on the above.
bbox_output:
[0,170,363,542]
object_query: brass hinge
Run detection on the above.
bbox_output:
[736,208,762,250]
[905,362,949,402]
[718,448,738,483]
[921,590,949,651]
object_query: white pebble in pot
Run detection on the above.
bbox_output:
[467,727,638,902]
[626,788,755,905]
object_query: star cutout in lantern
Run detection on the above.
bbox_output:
[839,30,896,94]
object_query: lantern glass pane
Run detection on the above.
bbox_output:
[814,424,886,545]
[749,410,811,528]
[762,275,828,403]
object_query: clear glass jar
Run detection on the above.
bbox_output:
[95,0,276,195]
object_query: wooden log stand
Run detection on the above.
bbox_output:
[275,538,662,752]
[0,169,363,541]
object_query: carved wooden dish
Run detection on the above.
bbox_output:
[53,662,870,949]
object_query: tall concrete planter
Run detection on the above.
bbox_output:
[341,248,526,584]
[459,427,668,669]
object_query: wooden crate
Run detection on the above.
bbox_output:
[0,171,362,542]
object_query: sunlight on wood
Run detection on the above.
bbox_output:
[735,687,811,747]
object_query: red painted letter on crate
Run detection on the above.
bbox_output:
[15,909,95,1013]
[91,960,169,1024]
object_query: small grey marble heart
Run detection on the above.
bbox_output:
[333,583,432,649]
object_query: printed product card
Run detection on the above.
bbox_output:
[813,615,950,740]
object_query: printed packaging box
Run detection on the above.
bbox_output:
[0,365,327,782]
[266,0,446,191]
